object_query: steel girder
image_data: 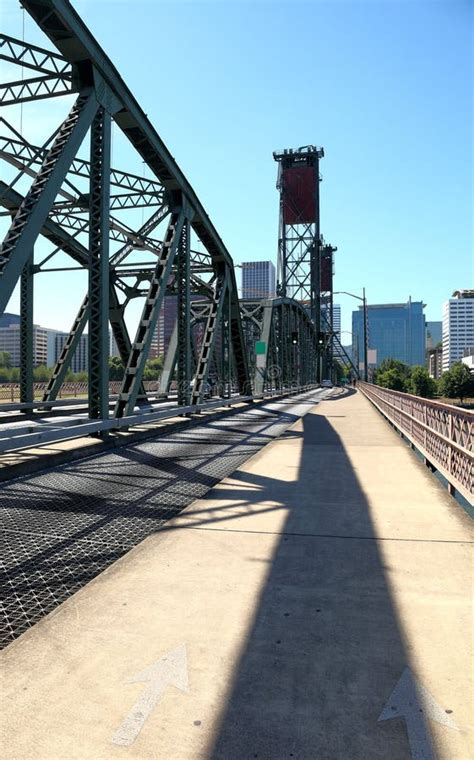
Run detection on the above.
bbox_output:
[88,107,111,421]
[190,272,227,404]
[273,147,323,323]
[0,133,164,197]
[114,209,186,418]
[20,255,34,404]
[176,218,192,406]
[0,89,99,313]
[241,297,318,395]
[0,0,251,425]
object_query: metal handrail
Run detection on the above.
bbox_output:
[358,382,473,504]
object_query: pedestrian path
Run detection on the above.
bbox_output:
[1,388,472,759]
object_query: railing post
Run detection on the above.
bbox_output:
[448,411,453,479]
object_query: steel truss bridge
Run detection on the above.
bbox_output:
[0,0,355,450]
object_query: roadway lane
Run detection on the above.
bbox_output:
[0,389,326,647]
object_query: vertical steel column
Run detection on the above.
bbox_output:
[115,209,184,418]
[363,287,369,382]
[311,154,322,330]
[220,291,232,397]
[191,273,227,404]
[159,321,178,396]
[176,218,191,405]
[254,300,273,396]
[0,91,98,313]
[19,254,34,405]
[88,106,111,420]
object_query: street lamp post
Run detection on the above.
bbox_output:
[334,289,369,382]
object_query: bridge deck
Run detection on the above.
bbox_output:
[1,388,472,759]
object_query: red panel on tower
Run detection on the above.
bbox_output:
[321,253,332,292]
[282,165,316,224]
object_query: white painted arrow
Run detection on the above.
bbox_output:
[112,643,189,747]
[378,668,458,760]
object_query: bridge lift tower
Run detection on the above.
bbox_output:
[273,145,326,379]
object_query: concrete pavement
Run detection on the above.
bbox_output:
[1,388,472,759]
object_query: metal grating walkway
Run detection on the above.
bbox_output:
[0,393,318,648]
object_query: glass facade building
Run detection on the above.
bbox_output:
[352,299,425,368]
[241,261,276,299]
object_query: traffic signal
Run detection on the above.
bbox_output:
[291,331,298,345]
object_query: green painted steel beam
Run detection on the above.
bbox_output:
[88,106,111,421]
[0,89,98,313]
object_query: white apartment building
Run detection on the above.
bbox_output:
[48,330,120,371]
[442,290,474,372]
[0,323,48,367]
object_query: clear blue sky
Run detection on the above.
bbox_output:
[2,0,472,338]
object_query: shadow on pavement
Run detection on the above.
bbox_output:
[206,404,433,759]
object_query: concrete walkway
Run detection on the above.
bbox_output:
[1,388,473,759]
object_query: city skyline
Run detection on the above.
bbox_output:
[1,0,471,339]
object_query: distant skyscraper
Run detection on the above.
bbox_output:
[52,332,88,372]
[332,304,341,336]
[150,296,177,358]
[47,329,120,370]
[352,299,425,368]
[0,312,20,328]
[109,331,120,358]
[329,303,345,362]
[426,321,442,348]
[241,261,276,299]
[0,322,48,367]
[442,290,474,371]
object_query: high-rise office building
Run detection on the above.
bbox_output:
[330,304,345,362]
[442,290,474,371]
[332,303,341,337]
[241,261,276,299]
[0,322,48,367]
[0,312,20,328]
[150,296,177,358]
[426,321,442,349]
[352,298,425,368]
[109,331,120,358]
[52,332,88,372]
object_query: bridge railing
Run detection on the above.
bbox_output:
[358,382,473,504]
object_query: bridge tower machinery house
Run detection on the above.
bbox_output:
[273,146,347,381]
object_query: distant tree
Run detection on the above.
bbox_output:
[0,367,12,382]
[377,367,407,392]
[333,361,345,382]
[108,356,124,380]
[0,351,11,368]
[33,365,52,382]
[439,363,474,404]
[143,356,164,381]
[375,358,411,384]
[408,366,437,398]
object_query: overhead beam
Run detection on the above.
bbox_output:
[0,89,98,313]
[21,0,239,272]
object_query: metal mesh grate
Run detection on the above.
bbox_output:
[0,395,316,647]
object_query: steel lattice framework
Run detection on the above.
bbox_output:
[0,1,325,442]
[0,0,257,430]
[273,146,353,381]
